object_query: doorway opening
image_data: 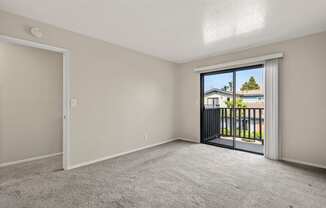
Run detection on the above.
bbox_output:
[200,65,265,154]
[0,35,70,170]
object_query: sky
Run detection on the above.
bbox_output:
[204,68,264,92]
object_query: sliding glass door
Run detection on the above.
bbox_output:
[200,65,265,154]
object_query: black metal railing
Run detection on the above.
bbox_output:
[203,107,264,143]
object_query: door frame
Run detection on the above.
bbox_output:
[200,64,264,154]
[0,35,71,170]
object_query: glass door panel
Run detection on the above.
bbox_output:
[234,68,264,154]
[202,72,234,148]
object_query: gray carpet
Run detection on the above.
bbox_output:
[1,141,326,208]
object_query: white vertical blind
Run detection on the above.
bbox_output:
[264,59,279,160]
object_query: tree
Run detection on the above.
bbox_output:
[222,81,233,92]
[240,76,260,91]
[224,98,247,108]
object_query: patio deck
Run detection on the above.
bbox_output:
[206,137,264,154]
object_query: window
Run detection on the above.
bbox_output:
[207,97,219,108]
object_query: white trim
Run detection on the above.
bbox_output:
[282,158,326,170]
[0,35,67,52]
[177,137,200,143]
[194,53,283,73]
[62,51,71,170]
[68,138,178,170]
[0,35,71,170]
[0,152,63,168]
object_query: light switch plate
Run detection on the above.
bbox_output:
[71,98,78,107]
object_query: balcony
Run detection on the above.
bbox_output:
[202,107,264,154]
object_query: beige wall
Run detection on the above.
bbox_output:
[0,41,62,164]
[0,11,177,167]
[176,31,326,167]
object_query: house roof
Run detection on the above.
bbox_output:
[246,102,265,109]
[205,88,264,98]
[237,89,264,97]
[205,88,232,96]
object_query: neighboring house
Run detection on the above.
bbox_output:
[204,88,233,108]
[237,89,264,109]
[204,88,264,108]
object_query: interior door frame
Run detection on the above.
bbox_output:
[0,35,71,170]
[200,64,264,154]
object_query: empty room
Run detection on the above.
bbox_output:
[0,1,326,208]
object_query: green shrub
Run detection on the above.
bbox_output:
[220,128,264,140]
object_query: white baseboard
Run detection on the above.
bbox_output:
[282,157,326,170]
[177,137,200,143]
[0,152,63,168]
[68,138,178,170]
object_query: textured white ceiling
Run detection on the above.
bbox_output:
[1,0,326,63]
